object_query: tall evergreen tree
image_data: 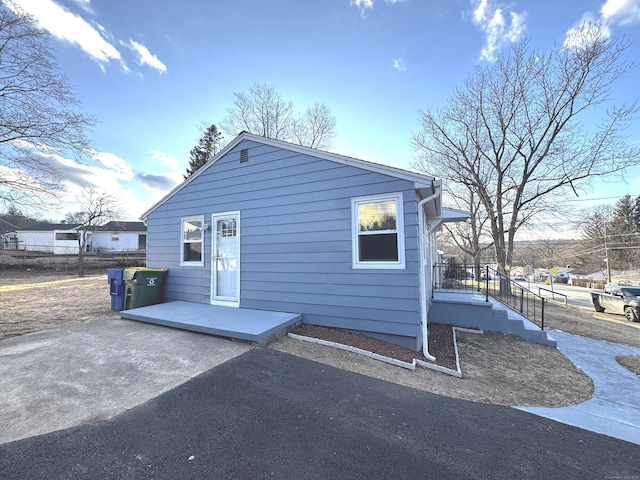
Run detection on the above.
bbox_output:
[609,195,640,269]
[633,196,640,233]
[184,124,223,179]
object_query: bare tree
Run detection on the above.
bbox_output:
[65,187,122,277]
[221,83,337,149]
[0,2,95,211]
[441,184,494,280]
[412,22,640,289]
[574,204,613,268]
[221,83,294,139]
[290,102,337,149]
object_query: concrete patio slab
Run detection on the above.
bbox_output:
[120,301,302,343]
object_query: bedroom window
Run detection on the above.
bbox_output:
[351,193,405,269]
[111,233,120,241]
[181,216,204,266]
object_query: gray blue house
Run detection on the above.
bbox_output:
[141,132,467,351]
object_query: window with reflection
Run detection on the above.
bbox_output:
[181,216,204,265]
[352,193,405,269]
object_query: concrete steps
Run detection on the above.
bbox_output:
[429,293,557,347]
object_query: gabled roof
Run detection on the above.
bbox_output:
[96,221,147,232]
[141,132,437,220]
[18,223,81,231]
[17,221,146,232]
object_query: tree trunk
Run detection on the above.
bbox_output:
[77,238,85,277]
[473,252,481,284]
[494,237,512,296]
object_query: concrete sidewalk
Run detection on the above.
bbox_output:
[516,330,640,445]
[0,319,251,445]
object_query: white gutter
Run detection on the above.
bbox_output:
[417,183,441,361]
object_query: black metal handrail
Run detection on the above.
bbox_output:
[432,263,545,329]
[537,286,568,305]
[431,262,480,295]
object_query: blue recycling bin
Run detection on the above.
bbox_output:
[108,268,125,311]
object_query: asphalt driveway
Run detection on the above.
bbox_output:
[1,343,638,479]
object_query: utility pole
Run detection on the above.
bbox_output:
[604,226,612,283]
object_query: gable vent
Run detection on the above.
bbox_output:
[240,149,248,163]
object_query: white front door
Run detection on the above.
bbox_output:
[211,212,240,307]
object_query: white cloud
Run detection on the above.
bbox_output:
[563,17,611,50]
[150,150,180,170]
[36,149,181,219]
[473,0,488,23]
[10,0,167,75]
[128,40,168,74]
[69,0,93,14]
[2,142,174,220]
[10,0,127,71]
[86,150,135,180]
[563,0,640,50]
[507,12,526,41]
[393,58,407,72]
[351,0,374,17]
[350,0,404,16]
[470,0,527,62]
[13,150,137,219]
[601,0,640,25]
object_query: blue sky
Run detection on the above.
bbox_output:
[11,0,640,228]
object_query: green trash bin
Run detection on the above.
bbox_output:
[123,267,168,310]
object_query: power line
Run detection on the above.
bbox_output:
[561,194,639,203]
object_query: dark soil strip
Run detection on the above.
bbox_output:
[292,323,458,371]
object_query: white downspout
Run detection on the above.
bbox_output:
[417,184,441,361]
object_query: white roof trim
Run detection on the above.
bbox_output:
[140,132,436,219]
[427,207,470,232]
[439,207,470,222]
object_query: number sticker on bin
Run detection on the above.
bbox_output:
[147,277,158,286]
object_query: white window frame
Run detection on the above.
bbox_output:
[180,215,205,267]
[351,192,405,269]
[111,233,120,242]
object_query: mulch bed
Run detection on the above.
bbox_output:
[291,323,458,371]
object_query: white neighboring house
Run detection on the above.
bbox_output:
[91,221,147,253]
[16,223,83,254]
[16,221,147,254]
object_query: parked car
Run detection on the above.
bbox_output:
[514,275,527,281]
[590,283,640,322]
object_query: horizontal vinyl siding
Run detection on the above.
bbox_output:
[147,221,210,303]
[146,140,422,343]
